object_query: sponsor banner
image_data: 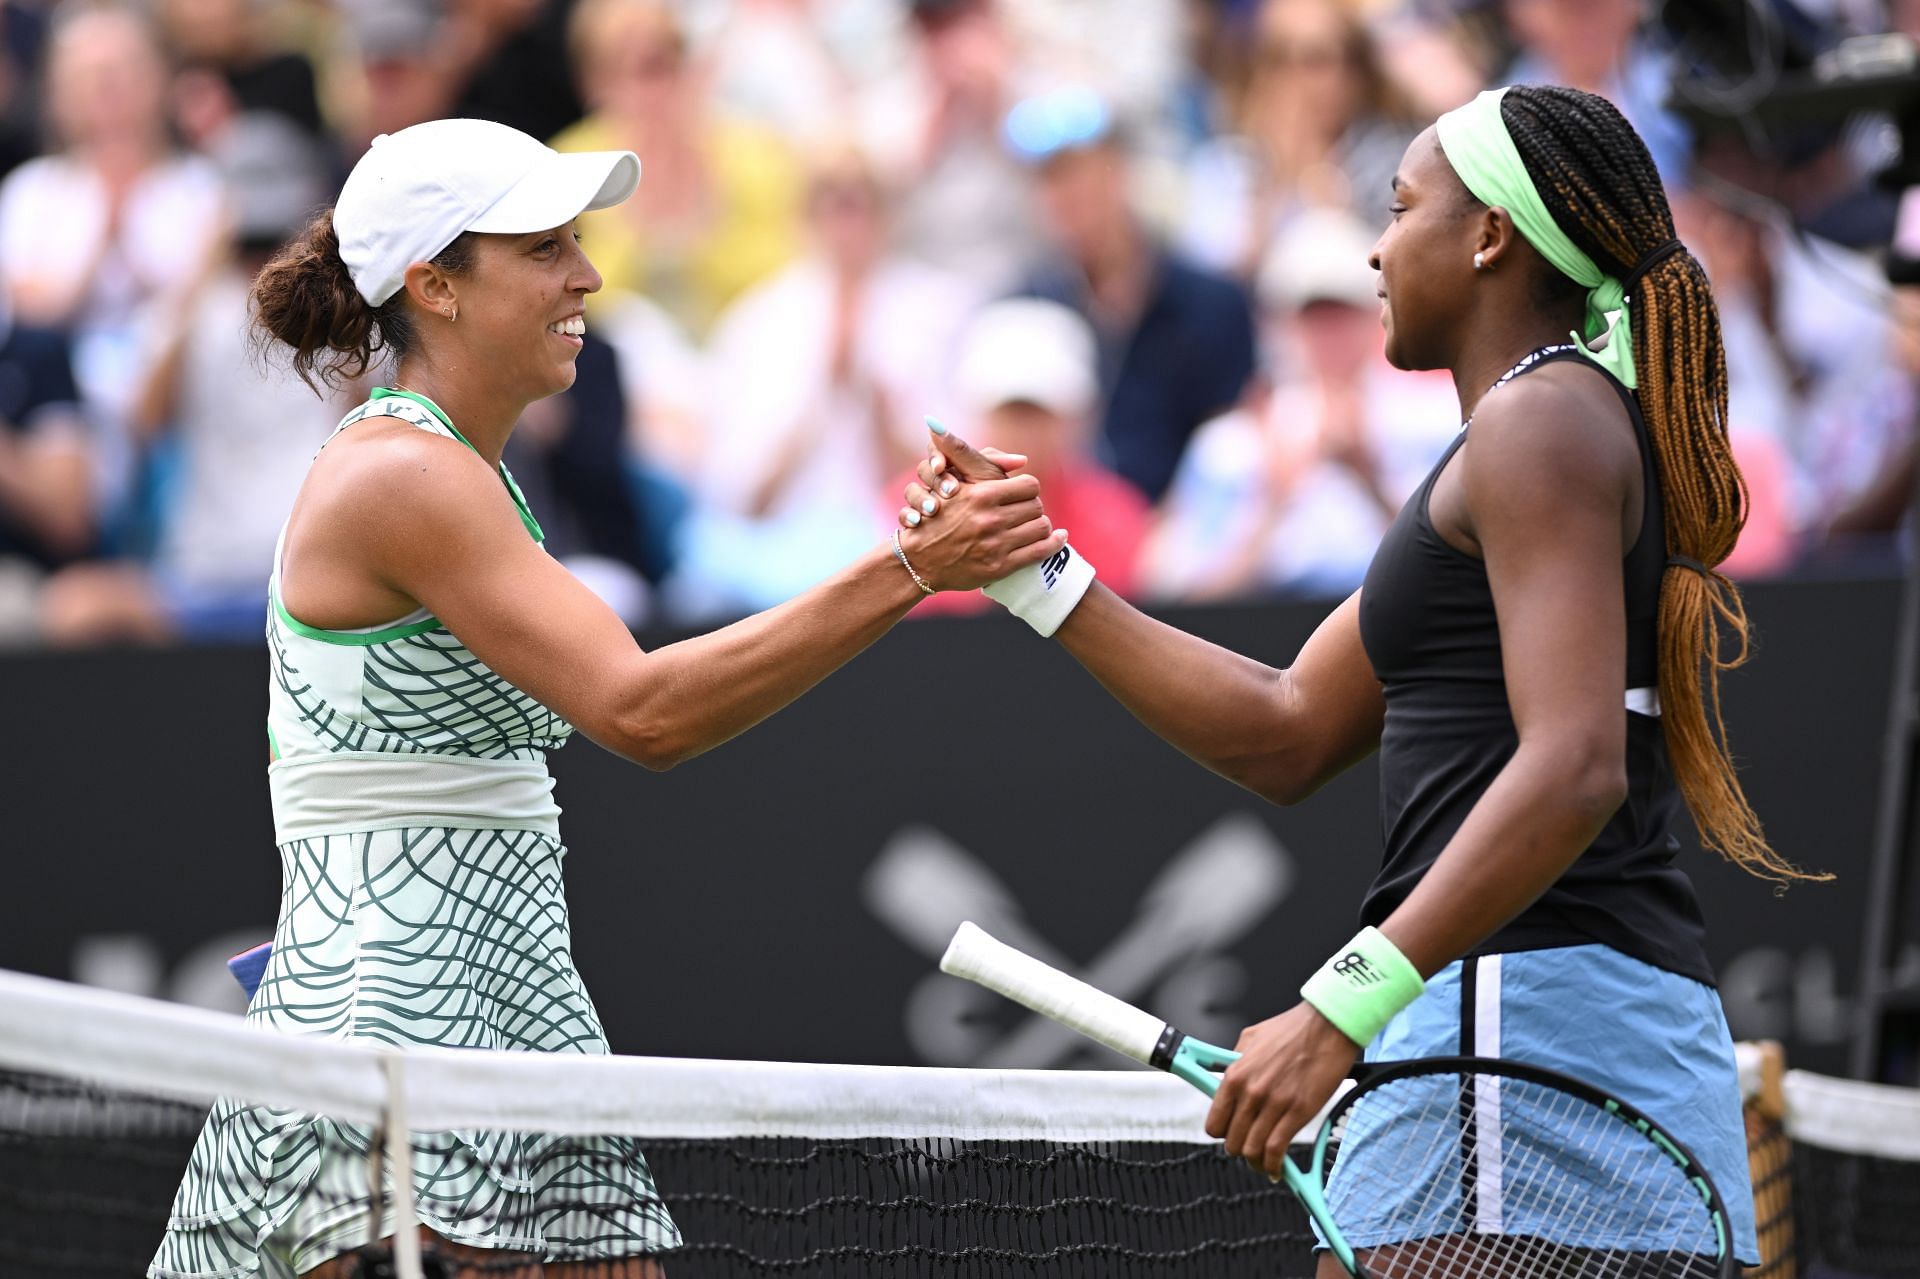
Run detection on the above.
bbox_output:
[0,578,1895,1076]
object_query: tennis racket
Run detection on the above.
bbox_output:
[941,921,1736,1279]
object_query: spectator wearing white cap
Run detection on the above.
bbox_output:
[149,116,1063,1279]
[913,297,1148,615]
[1144,207,1457,601]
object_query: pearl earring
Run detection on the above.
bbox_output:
[1473,252,1486,271]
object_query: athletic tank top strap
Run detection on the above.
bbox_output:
[353,388,545,542]
[269,388,548,645]
[1376,345,1665,693]
[263,387,574,782]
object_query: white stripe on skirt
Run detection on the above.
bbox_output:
[1472,954,1506,1234]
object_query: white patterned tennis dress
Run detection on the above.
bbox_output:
[150,390,682,1278]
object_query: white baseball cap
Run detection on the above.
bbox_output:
[954,298,1099,419]
[1258,207,1381,313]
[334,118,641,306]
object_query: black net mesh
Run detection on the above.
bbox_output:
[0,1070,1319,1278]
[0,1071,204,1277]
[6,1026,1918,1279]
[1790,1138,1920,1278]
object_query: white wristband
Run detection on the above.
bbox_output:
[982,543,1095,638]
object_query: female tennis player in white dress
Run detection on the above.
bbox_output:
[148,118,1066,1279]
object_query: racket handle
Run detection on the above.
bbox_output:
[941,921,1168,1065]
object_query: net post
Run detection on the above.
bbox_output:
[382,1052,426,1279]
[1743,1040,1796,1277]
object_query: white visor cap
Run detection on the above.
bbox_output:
[334,118,640,307]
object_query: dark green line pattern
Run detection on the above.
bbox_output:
[360,630,565,761]
[150,828,681,1275]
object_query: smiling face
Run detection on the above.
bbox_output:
[1369,128,1481,371]
[435,221,603,402]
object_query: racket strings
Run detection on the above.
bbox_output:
[1326,1071,1723,1278]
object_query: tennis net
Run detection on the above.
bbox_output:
[0,970,1315,1277]
[6,971,1919,1278]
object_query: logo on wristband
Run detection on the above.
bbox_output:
[1040,547,1073,590]
[1332,952,1385,986]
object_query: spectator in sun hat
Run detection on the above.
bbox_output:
[1144,206,1457,601]
[910,296,1148,616]
[1009,85,1257,505]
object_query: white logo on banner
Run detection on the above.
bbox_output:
[862,813,1293,1067]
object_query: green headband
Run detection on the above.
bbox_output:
[1435,87,1637,390]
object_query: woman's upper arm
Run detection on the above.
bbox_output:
[1271,590,1385,797]
[346,431,650,750]
[1463,373,1636,766]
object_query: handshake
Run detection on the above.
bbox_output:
[891,416,1095,637]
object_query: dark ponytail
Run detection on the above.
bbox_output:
[250,209,474,393]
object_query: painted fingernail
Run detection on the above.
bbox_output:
[940,479,956,497]
[922,498,937,514]
[906,510,921,526]
[925,415,948,436]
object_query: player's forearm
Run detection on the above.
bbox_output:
[609,545,923,769]
[1379,738,1626,976]
[1054,585,1341,803]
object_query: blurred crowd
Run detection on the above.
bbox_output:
[0,0,1914,646]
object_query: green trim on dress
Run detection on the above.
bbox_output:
[270,387,549,646]
[270,591,443,646]
[370,388,546,542]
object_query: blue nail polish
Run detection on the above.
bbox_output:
[906,510,921,526]
[925,415,948,436]
[940,480,956,497]
[922,498,937,514]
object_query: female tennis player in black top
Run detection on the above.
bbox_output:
[910,85,1819,1269]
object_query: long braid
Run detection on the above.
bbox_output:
[1501,85,1824,885]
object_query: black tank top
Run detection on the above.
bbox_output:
[1356,348,1713,984]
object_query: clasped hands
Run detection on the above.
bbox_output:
[891,419,1066,593]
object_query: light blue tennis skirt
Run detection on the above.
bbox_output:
[1325,944,1759,1264]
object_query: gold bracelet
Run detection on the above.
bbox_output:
[891,530,935,595]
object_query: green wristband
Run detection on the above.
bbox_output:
[1300,927,1426,1047]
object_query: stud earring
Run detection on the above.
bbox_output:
[1473,252,1486,271]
